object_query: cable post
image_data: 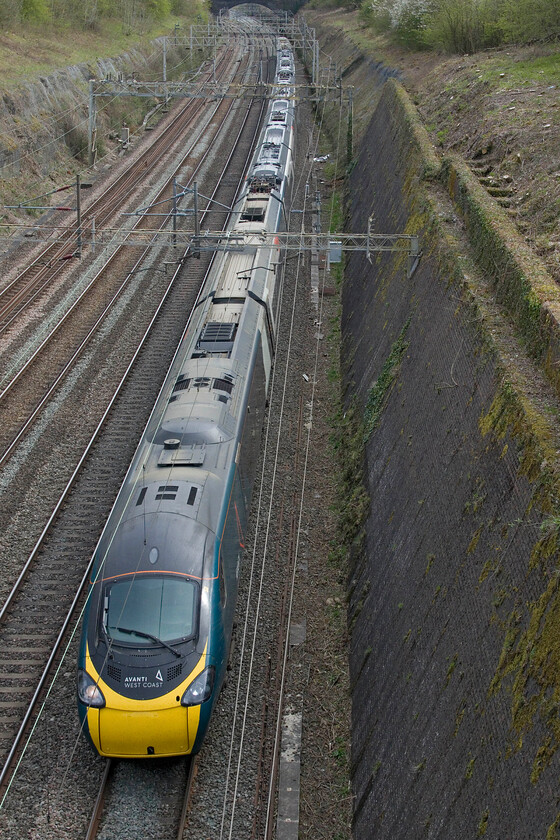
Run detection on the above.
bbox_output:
[76,174,82,258]
[88,79,96,167]
[193,181,200,259]
[172,177,177,248]
[163,37,168,106]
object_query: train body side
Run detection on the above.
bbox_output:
[77,40,296,759]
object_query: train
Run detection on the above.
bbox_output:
[76,38,296,758]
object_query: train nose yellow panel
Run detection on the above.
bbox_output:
[97,705,200,757]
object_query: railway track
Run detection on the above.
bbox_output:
[0,46,247,457]
[0,68,249,468]
[85,758,195,840]
[0,28,329,840]
[179,52,321,839]
[0,39,267,565]
[0,50,235,336]
[0,38,273,807]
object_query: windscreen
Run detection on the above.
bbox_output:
[104,575,197,644]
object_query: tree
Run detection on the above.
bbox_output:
[0,0,23,27]
[147,0,171,21]
[392,0,432,48]
[425,0,488,52]
[498,0,560,42]
[22,0,49,21]
[360,0,393,33]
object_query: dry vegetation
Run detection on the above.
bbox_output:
[310,8,560,281]
[367,29,560,279]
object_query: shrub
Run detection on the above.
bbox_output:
[425,0,503,53]
[359,0,393,33]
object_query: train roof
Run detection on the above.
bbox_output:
[97,506,213,582]
[88,41,295,590]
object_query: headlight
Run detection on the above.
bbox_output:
[181,666,215,706]
[78,669,106,708]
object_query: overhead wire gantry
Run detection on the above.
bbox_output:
[2,11,421,277]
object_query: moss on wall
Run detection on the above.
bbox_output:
[337,46,560,840]
[441,156,560,395]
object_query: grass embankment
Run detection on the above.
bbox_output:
[0,1,210,219]
[306,9,560,283]
[0,0,208,89]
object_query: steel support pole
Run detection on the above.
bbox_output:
[88,79,96,167]
[348,87,353,163]
[172,177,177,248]
[163,37,169,105]
[76,173,82,258]
[193,181,200,259]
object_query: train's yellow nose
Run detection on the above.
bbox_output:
[88,703,200,757]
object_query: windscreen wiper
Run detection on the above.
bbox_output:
[114,626,181,658]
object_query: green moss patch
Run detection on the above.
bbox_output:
[363,322,410,441]
[442,156,560,398]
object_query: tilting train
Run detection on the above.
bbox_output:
[77,38,295,758]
